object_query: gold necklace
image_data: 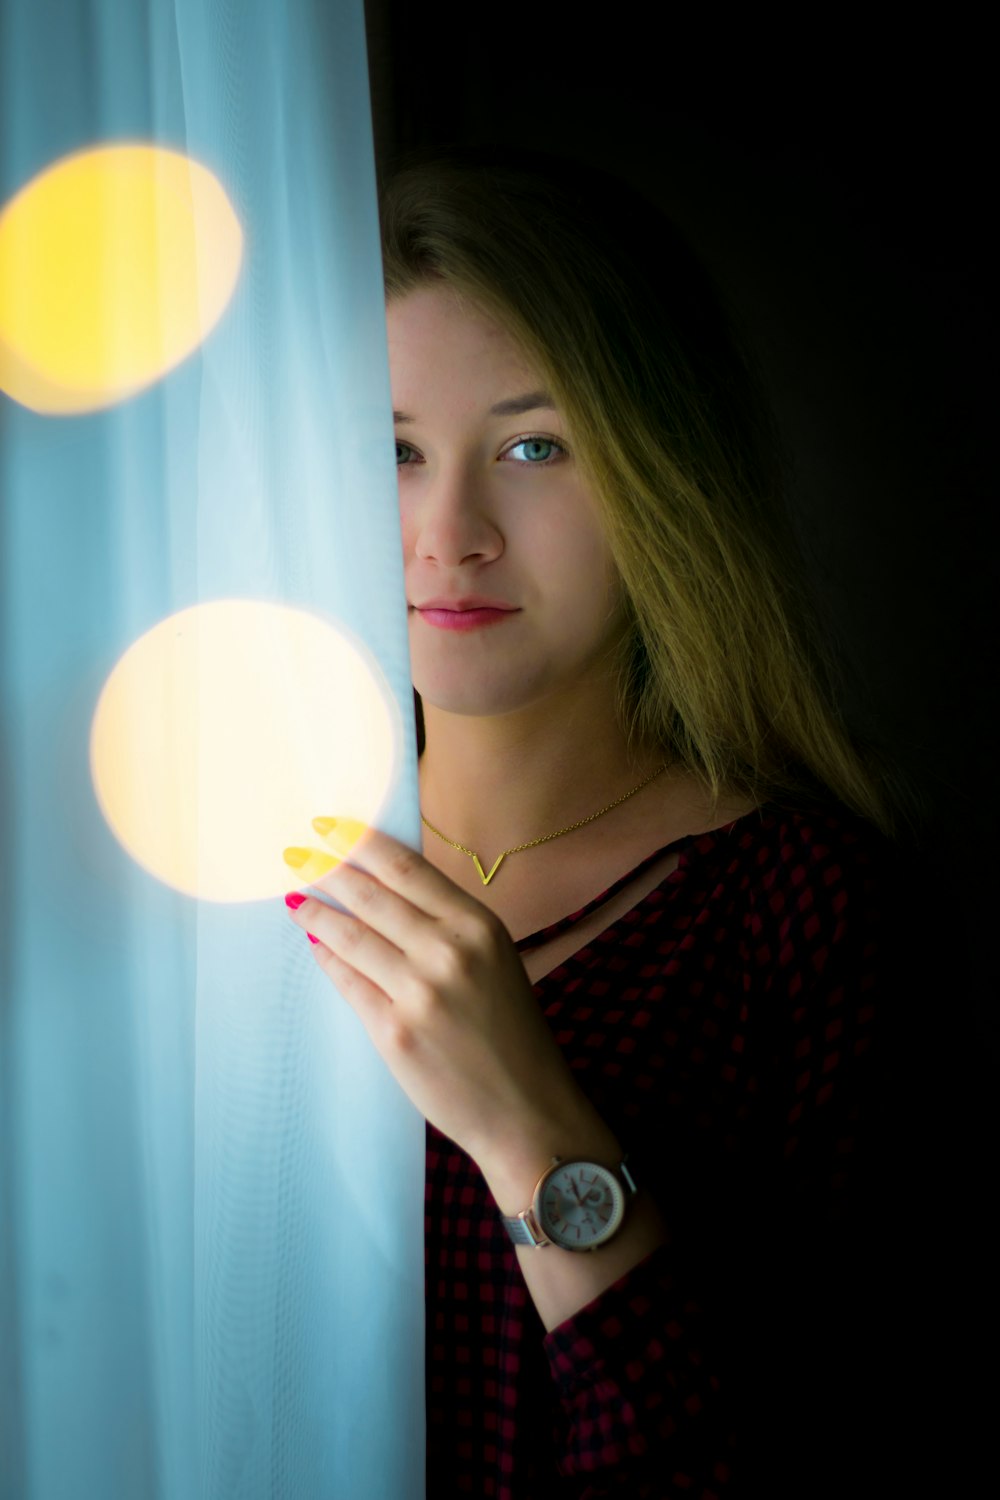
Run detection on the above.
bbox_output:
[420,763,670,886]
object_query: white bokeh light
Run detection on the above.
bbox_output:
[90,599,401,903]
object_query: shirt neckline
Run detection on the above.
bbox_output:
[513,802,773,955]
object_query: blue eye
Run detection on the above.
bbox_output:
[504,437,564,465]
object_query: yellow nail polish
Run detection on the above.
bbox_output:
[283,846,340,880]
[312,816,368,851]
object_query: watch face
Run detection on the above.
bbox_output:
[538,1162,626,1250]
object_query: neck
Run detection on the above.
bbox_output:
[417,688,670,862]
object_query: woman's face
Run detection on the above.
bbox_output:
[387,283,625,721]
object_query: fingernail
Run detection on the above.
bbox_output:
[307,933,319,945]
[285,892,307,910]
[312,816,368,849]
[283,847,309,869]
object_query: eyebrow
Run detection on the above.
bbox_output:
[392,390,557,424]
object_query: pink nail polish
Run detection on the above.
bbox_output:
[285,892,307,910]
[307,933,319,944]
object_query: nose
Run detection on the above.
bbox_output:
[408,464,504,567]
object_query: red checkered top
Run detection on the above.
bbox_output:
[425,799,921,1498]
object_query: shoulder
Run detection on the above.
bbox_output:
[704,797,919,911]
[719,796,902,863]
[698,798,924,990]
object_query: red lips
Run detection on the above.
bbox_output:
[413,596,517,611]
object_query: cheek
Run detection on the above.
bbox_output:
[561,528,619,610]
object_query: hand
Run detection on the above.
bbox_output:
[282,818,601,1187]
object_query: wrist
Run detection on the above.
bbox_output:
[476,1109,624,1218]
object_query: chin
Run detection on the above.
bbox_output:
[416,691,523,719]
[413,671,546,720]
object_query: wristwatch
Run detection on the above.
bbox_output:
[500,1155,638,1252]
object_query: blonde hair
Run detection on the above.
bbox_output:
[379,144,928,848]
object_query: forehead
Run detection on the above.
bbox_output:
[386,285,535,375]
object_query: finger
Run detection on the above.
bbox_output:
[290,895,418,1009]
[304,856,436,957]
[310,817,481,920]
[282,845,340,884]
[303,915,394,1038]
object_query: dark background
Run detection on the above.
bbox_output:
[361,8,991,1483]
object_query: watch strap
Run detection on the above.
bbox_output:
[502,1210,547,1248]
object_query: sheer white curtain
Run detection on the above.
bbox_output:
[0,1,425,1496]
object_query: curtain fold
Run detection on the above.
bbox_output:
[0,2,425,1496]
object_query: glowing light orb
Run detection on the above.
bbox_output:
[90,601,401,904]
[0,143,243,414]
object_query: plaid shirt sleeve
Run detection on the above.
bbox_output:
[543,1246,732,1497]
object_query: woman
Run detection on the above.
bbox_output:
[285,145,929,1497]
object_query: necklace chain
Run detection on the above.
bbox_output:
[420,763,670,886]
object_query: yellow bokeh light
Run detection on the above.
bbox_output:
[0,143,243,414]
[90,601,402,904]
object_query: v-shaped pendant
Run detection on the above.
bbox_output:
[471,851,507,886]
